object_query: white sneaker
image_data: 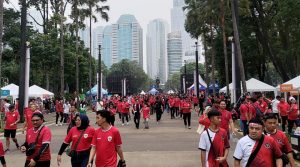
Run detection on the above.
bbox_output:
[122,124,124,126]
[126,122,129,125]
[59,123,63,126]
[56,124,58,126]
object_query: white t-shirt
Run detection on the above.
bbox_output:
[233,135,256,167]
[63,103,71,114]
[199,129,216,167]
[271,99,279,113]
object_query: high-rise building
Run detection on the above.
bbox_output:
[79,27,90,50]
[110,14,143,67]
[170,0,203,64]
[102,26,113,67]
[167,31,182,77]
[92,26,104,59]
[146,19,169,83]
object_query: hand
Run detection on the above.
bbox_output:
[27,159,36,167]
[216,156,226,163]
[20,146,26,153]
[57,155,61,166]
[87,162,92,167]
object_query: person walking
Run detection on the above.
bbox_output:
[287,97,299,134]
[57,114,95,167]
[199,109,230,167]
[121,98,130,126]
[233,118,283,167]
[4,104,20,153]
[133,99,142,129]
[180,97,192,129]
[55,99,64,126]
[20,112,52,167]
[108,103,117,126]
[271,96,281,122]
[263,113,295,167]
[0,140,6,167]
[154,97,163,124]
[277,97,289,132]
[219,100,237,137]
[87,110,126,167]
[63,101,71,124]
[141,102,151,129]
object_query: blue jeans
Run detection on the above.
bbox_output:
[71,150,90,167]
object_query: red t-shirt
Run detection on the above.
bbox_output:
[239,104,248,121]
[219,109,232,131]
[64,126,95,152]
[24,108,33,130]
[117,102,123,112]
[91,126,122,167]
[109,108,117,116]
[121,102,130,113]
[5,111,19,130]
[288,104,299,120]
[256,101,268,113]
[180,101,191,113]
[55,102,63,113]
[266,130,293,154]
[198,115,210,129]
[169,98,174,107]
[142,107,150,119]
[277,102,290,116]
[26,126,52,161]
[0,141,4,157]
[192,97,199,104]
[174,98,181,107]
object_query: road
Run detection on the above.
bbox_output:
[0,111,258,167]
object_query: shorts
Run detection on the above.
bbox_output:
[4,129,17,138]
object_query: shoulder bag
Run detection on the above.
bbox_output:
[245,135,265,167]
[67,129,86,157]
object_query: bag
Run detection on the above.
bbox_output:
[196,124,205,134]
[282,153,289,165]
[246,135,264,167]
[117,160,126,167]
[26,126,44,156]
[253,105,263,119]
[67,129,86,157]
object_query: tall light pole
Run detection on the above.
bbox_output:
[18,0,27,123]
[98,45,101,100]
[183,60,187,94]
[195,41,199,99]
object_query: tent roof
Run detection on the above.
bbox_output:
[220,78,275,93]
[29,85,54,97]
[276,75,300,90]
[86,84,108,95]
[1,84,19,96]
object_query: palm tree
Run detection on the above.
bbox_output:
[230,0,247,92]
[60,0,65,96]
[0,0,3,88]
[220,0,230,94]
[86,0,109,90]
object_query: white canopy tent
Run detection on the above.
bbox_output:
[276,75,300,91]
[148,88,158,95]
[140,90,146,95]
[167,90,175,94]
[1,83,19,99]
[220,78,275,93]
[29,85,54,98]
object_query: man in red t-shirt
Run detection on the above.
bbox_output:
[263,113,295,166]
[87,110,126,167]
[277,97,290,132]
[20,112,52,167]
[4,104,20,153]
[121,99,130,126]
[55,100,64,126]
[234,118,283,167]
[180,98,192,129]
[219,101,236,136]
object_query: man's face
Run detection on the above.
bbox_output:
[31,116,43,128]
[248,123,263,139]
[96,114,106,127]
[210,116,221,125]
[220,102,226,109]
[264,118,277,132]
[280,98,285,102]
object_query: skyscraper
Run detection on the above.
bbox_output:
[92,26,104,59]
[167,31,182,77]
[170,0,202,64]
[102,26,113,68]
[111,14,143,67]
[146,19,169,83]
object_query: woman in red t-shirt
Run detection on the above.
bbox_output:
[180,98,192,129]
[141,102,151,129]
[57,114,95,167]
[288,98,299,134]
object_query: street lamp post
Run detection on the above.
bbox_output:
[195,42,199,99]
[98,45,101,100]
[183,60,187,94]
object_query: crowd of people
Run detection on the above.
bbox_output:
[0,91,299,167]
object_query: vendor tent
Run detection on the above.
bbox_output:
[29,85,54,98]
[276,75,300,91]
[86,84,108,96]
[140,90,146,95]
[167,90,175,94]
[148,88,158,95]
[219,78,275,93]
[1,83,19,99]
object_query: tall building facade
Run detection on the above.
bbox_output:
[170,0,202,64]
[146,19,169,83]
[92,26,104,59]
[79,27,90,50]
[167,32,182,77]
[110,14,143,67]
[102,26,113,67]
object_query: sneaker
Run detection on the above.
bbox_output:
[188,127,191,129]
[122,124,124,126]
[56,124,58,126]
[126,122,129,125]
[4,149,9,153]
[59,123,63,126]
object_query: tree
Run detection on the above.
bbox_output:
[60,0,65,96]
